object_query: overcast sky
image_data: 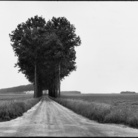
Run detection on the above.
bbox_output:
[0,1,138,94]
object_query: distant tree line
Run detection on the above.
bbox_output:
[120,91,136,94]
[61,91,81,95]
[9,15,81,98]
[0,84,33,93]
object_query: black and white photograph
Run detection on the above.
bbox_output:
[0,1,138,137]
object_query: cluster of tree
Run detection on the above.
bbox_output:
[9,15,81,98]
[0,84,33,93]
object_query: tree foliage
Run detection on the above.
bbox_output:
[9,15,81,98]
[46,17,81,79]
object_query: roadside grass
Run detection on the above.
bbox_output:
[0,94,41,121]
[52,93,138,129]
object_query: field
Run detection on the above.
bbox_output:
[0,93,40,121]
[53,93,138,129]
[0,93,33,100]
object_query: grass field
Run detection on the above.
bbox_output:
[0,93,40,121]
[53,93,138,129]
[0,93,33,100]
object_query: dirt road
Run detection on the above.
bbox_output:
[0,96,138,137]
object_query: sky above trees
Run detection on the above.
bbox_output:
[0,1,138,94]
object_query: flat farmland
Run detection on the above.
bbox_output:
[0,93,33,100]
[60,93,138,107]
[54,93,138,129]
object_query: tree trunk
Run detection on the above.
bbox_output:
[48,88,51,96]
[55,63,60,97]
[37,77,43,97]
[58,63,60,97]
[54,68,59,98]
[48,64,60,98]
[55,73,59,98]
[34,62,38,98]
[49,84,54,97]
[38,82,42,97]
[34,62,42,98]
[53,81,56,97]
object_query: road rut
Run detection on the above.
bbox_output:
[0,96,138,137]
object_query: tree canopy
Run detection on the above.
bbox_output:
[9,15,81,98]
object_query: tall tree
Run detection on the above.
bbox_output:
[9,15,47,98]
[45,17,81,97]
